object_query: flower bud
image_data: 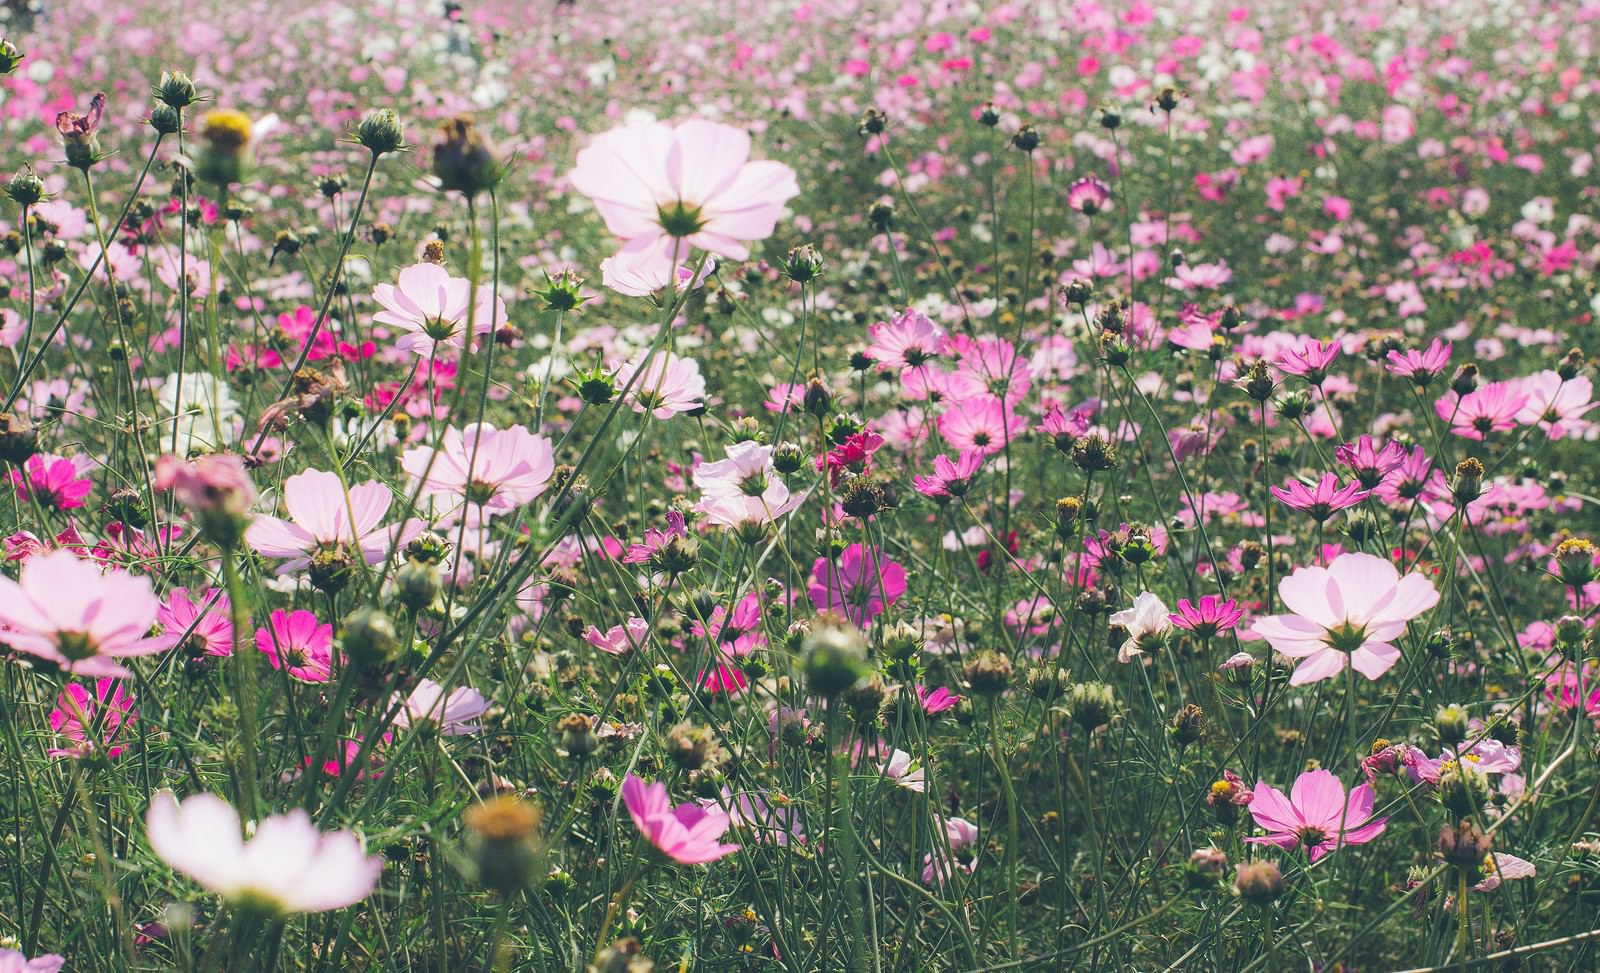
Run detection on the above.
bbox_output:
[392,561,442,613]
[354,108,407,156]
[155,70,199,109]
[149,104,182,136]
[0,39,23,76]
[881,619,923,662]
[1232,861,1285,903]
[1438,820,1492,871]
[194,109,254,187]
[1554,538,1598,589]
[1434,703,1470,748]
[432,115,500,197]
[3,167,45,208]
[801,620,869,699]
[463,795,543,895]
[341,608,400,667]
[1170,703,1205,748]
[1065,681,1116,731]
[557,713,601,758]
[783,244,825,284]
[963,650,1014,696]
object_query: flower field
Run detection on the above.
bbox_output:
[2,0,1600,969]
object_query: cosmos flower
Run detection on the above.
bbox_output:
[808,543,907,627]
[622,773,740,865]
[246,469,420,573]
[401,422,555,517]
[372,262,506,358]
[0,550,165,677]
[255,609,335,684]
[1245,769,1387,861]
[616,349,706,419]
[146,790,382,915]
[569,118,798,281]
[156,587,234,658]
[390,678,489,735]
[48,679,135,759]
[1251,553,1439,684]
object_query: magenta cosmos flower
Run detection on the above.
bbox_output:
[0,550,164,677]
[146,790,382,915]
[1269,472,1369,522]
[156,587,234,657]
[372,262,506,358]
[1245,769,1387,861]
[246,468,420,573]
[622,773,740,865]
[1168,595,1244,640]
[568,118,799,281]
[11,453,92,511]
[1251,552,1439,685]
[256,609,335,683]
[401,422,555,517]
[49,679,135,759]
[809,543,907,627]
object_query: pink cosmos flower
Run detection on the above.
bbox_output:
[255,609,335,683]
[49,679,135,759]
[690,592,765,658]
[1245,769,1388,861]
[246,468,420,573]
[0,550,164,677]
[707,787,805,846]
[146,790,382,914]
[1385,338,1451,384]
[1270,472,1370,522]
[616,349,705,419]
[621,772,740,865]
[922,817,979,886]
[621,511,688,565]
[697,662,749,695]
[390,678,489,735]
[1275,338,1341,384]
[0,950,64,973]
[1251,552,1440,685]
[584,616,651,655]
[937,395,1018,455]
[912,449,983,500]
[1066,176,1111,215]
[866,308,944,371]
[808,543,907,627]
[1168,595,1244,640]
[156,587,234,658]
[401,422,555,517]
[1335,436,1407,489]
[569,118,799,281]
[11,454,92,511]
[372,262,506,358]
[1438,381,1528,440]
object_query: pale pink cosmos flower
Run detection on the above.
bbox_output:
[1475,852,1535,892]
[879,749,926,791]
[705,787,805,846]
[692,441,805,528]
[390,678,489,735]
[156,587,234,658]
[922,816,979,885]
[1109,591,1171,663]
[569,118,798,281]
[584,616,651,655]
[255,609,335,683]
[0,549,165,677]
[401,422,555,517]
[246,469,420,573]
[1245,769,1387,861]
[600,250,714,297]
[0,950,64,973]
[146,790,382,914]
[49,679,135,759]
[372,262,506,358]
[622,773,740,865]
[1515,369,1596,439]
[616,349,705,419]
[1251,552,1439,685]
